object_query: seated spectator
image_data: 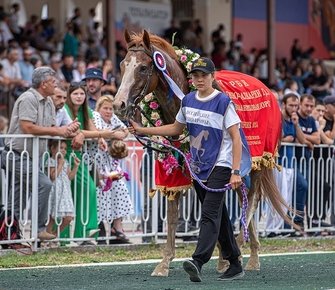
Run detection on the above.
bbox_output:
[304,63,331,101]
[72,60,86,82]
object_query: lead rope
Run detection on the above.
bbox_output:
[135,135,249,241]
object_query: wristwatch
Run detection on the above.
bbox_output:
[231,169,240,176]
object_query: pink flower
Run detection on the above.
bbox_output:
[155,119,162,126]
[162,155,179,175]
[180,55,187,62]
[149,101,159,109]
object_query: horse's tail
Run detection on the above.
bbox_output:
[251,166,302,232]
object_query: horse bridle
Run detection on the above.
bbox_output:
[127,47,155,120]
[126,46,188,153]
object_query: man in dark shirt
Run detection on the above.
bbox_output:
[322,95,335,140]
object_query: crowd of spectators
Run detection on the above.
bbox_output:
[0,5,334,248]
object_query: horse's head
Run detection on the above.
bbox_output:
[113,30,160,121]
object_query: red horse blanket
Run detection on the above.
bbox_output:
[215,70,282,170]
[155,71,282,193]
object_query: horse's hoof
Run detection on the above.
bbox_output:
[151,264,169,277]
[244,260,260,271]
[151,270,169,277]
[216,259,230,273]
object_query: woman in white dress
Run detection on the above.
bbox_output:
[92,95,133,242]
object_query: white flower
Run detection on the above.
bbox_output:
[192,54,200,61]
[144,93,154,102]
[186,62,192,72]
[151,112,160,120]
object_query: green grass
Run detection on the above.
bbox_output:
[0,237,334,269]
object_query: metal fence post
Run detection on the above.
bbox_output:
[31,137,39,251]
[151,156,158,242]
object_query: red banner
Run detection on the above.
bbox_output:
[215,70,282,169]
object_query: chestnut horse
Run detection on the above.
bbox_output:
[114,30,298,277]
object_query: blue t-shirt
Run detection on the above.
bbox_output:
[279,119,296,168]
[296,113,317,160]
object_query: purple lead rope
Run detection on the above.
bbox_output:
[136,135,249,241]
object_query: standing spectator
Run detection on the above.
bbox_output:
[309,95,335,230]
[70,7,82,35]
[311,100,326,129]
[0,67,80,241]
[46,140,80,236]
[322,95,335,140]
[266,93,307,236]
[297,94,320,151]
[51,85,72,127]
[82,67,107,110]
[63,82,120,239]
[92,95,133,243]
[281,94,307,231]
[62,22,79,59]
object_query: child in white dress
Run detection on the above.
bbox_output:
[46,140,80,235]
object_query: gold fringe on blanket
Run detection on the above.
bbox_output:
[251,151,281,171]
[149,184,192,200]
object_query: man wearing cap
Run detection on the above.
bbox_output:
[82,67,107,110]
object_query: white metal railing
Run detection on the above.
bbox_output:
[0,136,334,251]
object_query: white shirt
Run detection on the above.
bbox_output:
[56,107,72,127]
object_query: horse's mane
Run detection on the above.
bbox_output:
[129,31,179,61]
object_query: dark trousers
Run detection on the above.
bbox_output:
[192,166,241,269]
[1,149,52,232]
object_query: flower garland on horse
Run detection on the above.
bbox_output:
[138,47,201,199]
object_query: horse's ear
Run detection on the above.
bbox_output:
[142,30,151,50]
[124,29,132,45]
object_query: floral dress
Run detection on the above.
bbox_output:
[91,112,133,223]
[48,158,74,218]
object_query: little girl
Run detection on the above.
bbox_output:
[46,140,80,235]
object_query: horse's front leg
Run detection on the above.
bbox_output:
[151,196,179,277]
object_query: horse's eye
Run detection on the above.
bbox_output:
[139,65,147,72]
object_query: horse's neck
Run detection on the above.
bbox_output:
[154,53,189,125]
[155,87,180,124]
